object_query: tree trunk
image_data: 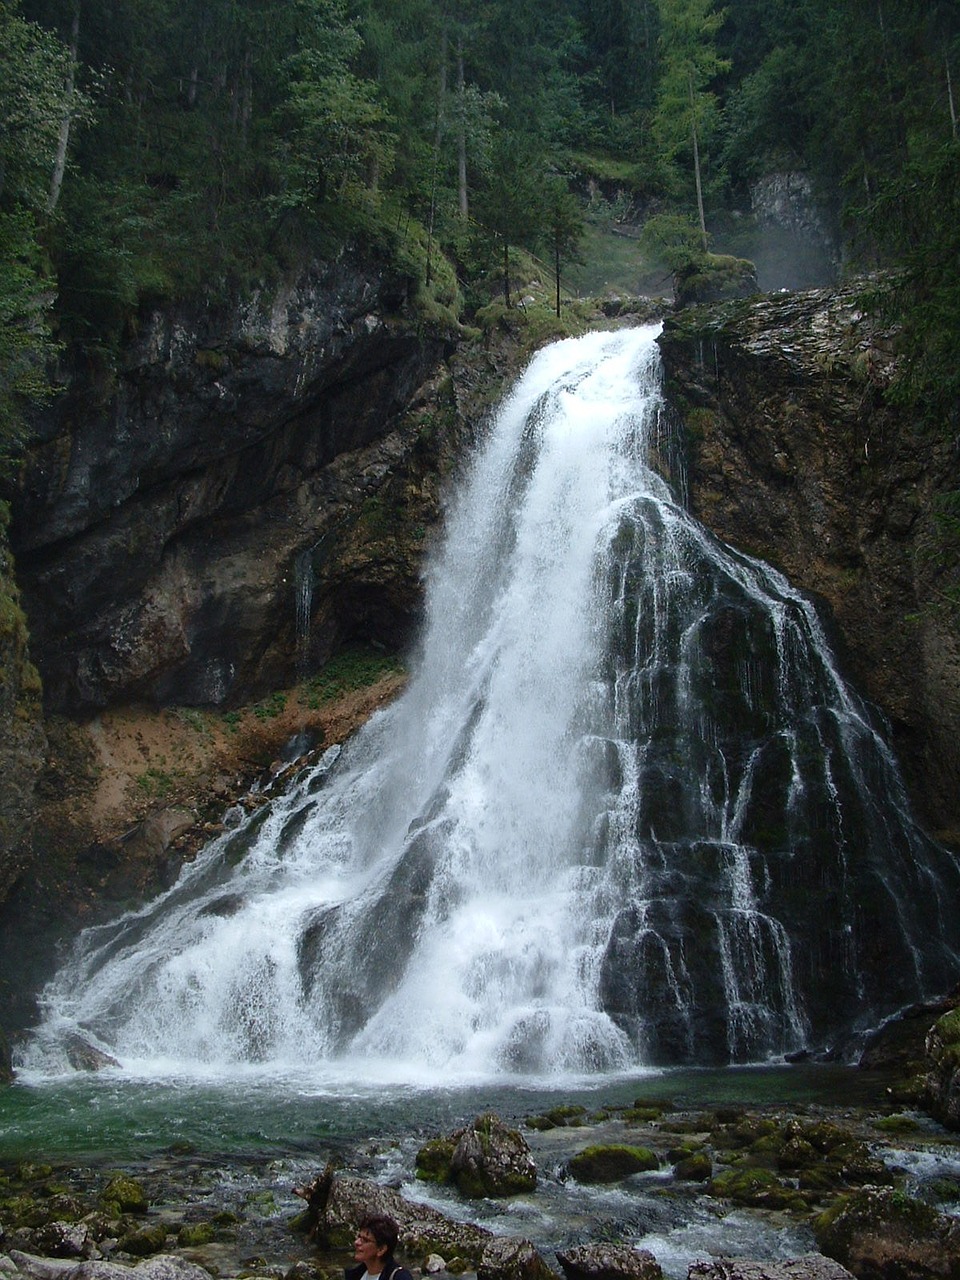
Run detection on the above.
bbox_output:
[502,238,511,307]
[47,0,80,215]
[688,71,708,254]
[947,52,958,138]
[426,24,449,287]
[456,36,468,218]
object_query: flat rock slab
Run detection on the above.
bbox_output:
[689,1257,856,1280]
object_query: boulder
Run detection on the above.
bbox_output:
[24,1225,95,1261]
[556,1244,663,1280]
[294,1169,490,1264]
[674,255,758,307]
[116,1226,168,1258]
[922,1006,960,1130]
[8,1255,80,1280]
[814,1187,960,1280]
[448,1114,537,1197]
[672,1152,712,1182]
[688,1259,855,1280]
[566,1145,658,1184]
[64,1036,120,1073]
[98,1179,147,1216]
[477,1237,556,1280]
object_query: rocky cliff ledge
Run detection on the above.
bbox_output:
[11,253,458,713]
[658,280,960,836]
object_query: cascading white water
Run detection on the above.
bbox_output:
[23,324,960,1081]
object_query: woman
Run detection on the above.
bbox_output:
[345,1214,414,1280]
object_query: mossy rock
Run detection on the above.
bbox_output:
[101,1175,149,1214]
[827,1141,894,1186]
[777,1136,818,1171]
[449,1113,537,1197]
[674,254,758,308]
[567,1144,659,1183]
[623,1107,663,1124]
[17,1163,54,1183]
[0,1192,54,1228]
[814,1187,960,1274]
[749,1133,784,1157]
[118,1222,169,1255]
[801,1121,854,1153]
[673,1152,712,1182]
[798,1165,845,1194]
[873,1114,922,1135]
[178,1221,217,1247]
[933,1007,960,1047]
[633,1096,673,1111]
[715,1116,779,1148]
[708,1167,805,1210]
[416,1138,457,1182]
[544,1105,587,1127]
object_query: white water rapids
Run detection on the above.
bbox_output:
[23,324,960,1083]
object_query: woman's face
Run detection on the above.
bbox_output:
[354,1229,387,1273]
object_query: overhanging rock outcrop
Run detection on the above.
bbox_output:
[658,281,960,834]
[11,255,458,712]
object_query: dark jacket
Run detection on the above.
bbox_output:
[345,1259,413,1280]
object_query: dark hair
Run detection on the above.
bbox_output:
[358,1214,400,1255]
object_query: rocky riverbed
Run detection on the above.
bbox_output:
[5,1073,960,1280]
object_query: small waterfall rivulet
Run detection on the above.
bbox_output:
[25,325,960,1080]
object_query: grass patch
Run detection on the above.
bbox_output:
[299,645,404,711]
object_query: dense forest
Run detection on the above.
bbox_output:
[0,0,958,470]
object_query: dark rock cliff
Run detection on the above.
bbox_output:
[11,253,458,714]
[658,281,960,836]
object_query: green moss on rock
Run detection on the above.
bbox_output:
[178,1221,217,1247]
[567,1144,659,1183]
[674,254,758,308]
[416,1138,456,1183]
[118,1223,169,1256]
[673,1152,712,1182]
[101,1175,149,1214]
[708,1167,805,1210]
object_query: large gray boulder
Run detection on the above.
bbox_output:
[556,1243,662,1280]
[688,1260,855,1280]
[449,1113,537,1197]
[477,1237,556,1280]
[294,1169,491,1265]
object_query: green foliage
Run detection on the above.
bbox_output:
[640,211,707,272]
[0,0,73,470]
[299,645,403,710]
[0,209,58,471]
[860,140,960,426]
[253,691,287,721]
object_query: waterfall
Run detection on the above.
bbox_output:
[24,326,960,1081]
[294,547,314,679]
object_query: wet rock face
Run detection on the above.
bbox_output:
[658,281,960,833]
[11,256,455,713]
